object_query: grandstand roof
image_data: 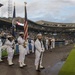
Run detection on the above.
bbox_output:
[0,17,36,25]
[36,20,75,25]
[1,17,75,28]
[36,20,75,27]
[0,18,75,32]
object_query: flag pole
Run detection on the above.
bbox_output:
[14,2,15,6]
[24,2,27,6]
[23,2,28,47]
[24,2,27,21]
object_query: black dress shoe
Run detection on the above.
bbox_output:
[36,69,41,72]
[0,60,3,62]
[9,65,13,66]
[40,67,45,69]
[23,64,27,67]
[20,67,24,69]
[9,63,14,66]
[50,51,52,52]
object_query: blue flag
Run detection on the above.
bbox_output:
[12,3,16,37]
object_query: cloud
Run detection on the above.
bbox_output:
[0,0,75,23]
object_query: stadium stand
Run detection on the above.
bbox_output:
[0,17,75,43]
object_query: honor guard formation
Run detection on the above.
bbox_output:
[0,31,56,71]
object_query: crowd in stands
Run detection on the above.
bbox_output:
[0,28,74,52]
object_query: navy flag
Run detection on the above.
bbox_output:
[12,3,16,37]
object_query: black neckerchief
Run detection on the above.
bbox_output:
[38,39,42,48]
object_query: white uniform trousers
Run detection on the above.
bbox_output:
[0,47,2,60]
[35,50,43,67]
[31,44,34,53]
[19,45,26,64]
[53,42,55,48]
[26,44,30,54]
[46,44,48,50]
[51,42,55,49]
[7,47,14,62]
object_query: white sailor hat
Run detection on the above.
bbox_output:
[19,32,24,35]
[37,33,42,37]
[7,35,12,38]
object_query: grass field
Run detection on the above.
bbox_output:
[2,49,19,57]
[58,48,75,75]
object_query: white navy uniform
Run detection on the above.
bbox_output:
[5,39,14,65]
[26,40,30,54]
[46,39,49,50]
[0,39,2,61]
[18,36,27,67]
[52,38,55,48]
[35,39,45,70]
[51,38,55,49]
[51,39,53,49]
[31,39,34,53]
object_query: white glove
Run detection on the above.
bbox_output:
[41,50,44,52]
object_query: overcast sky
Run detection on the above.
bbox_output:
[0,0,75,23]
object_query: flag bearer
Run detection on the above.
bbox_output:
[18,32,27,68]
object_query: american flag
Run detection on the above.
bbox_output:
[24,2,28,41]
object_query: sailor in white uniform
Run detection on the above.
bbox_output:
[31,39,34,53]
[51,37,55,49]
[18,32,27,68]
[35,33,45,71]
[45,37,49,50]
[0,36,3,62]
[52,38,55,48]
[5,35,14,66]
